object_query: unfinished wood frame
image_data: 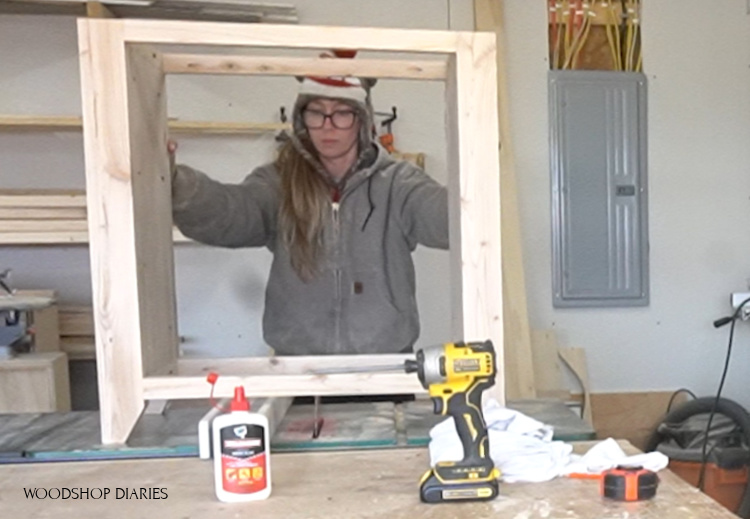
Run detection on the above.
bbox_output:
[78,19,503,444]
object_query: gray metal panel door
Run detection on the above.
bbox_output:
[549,71,648,307]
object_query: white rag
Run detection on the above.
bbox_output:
[427,400,669,483]
[562,437,669,475]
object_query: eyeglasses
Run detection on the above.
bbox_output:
[302,109,358,130]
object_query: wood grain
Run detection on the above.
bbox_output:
[120,19,462,53]
[29,300,60,353]
[126,43,179,380]
[474,0,536,400]
[163,54,447,80]
[558,347,593,425]
[143,373,424,400]
[0,187,189,246]
[445,32,505,404]
[0,207,87,219]
[0,190,86,207]
[0,115,288,134]
[591,391,689,451]
[0,444,738,518]
[59,306,95,337]
[85,1,114,19]
[58,306,95,360]
[79,18,144,445]
[531,329,567,399]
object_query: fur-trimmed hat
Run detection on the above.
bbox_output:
[296,49,374,105]
[288,50,378,182]
[297,75,369,105]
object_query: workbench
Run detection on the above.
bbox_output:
[0,443,737,518]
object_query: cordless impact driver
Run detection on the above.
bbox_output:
[405,340,500,503]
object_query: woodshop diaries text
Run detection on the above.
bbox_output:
[23,487,168,499]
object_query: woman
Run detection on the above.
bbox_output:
[170,72,448,355]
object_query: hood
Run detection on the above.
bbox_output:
[287,92,378,187]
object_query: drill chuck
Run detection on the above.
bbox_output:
[404,359,419,374]
[411,345,447,388]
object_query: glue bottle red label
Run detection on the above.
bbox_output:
[212,387,271,502]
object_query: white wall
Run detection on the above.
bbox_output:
[0,1,473,358]
[503,0,750,407]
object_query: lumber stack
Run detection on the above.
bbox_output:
[0,189,89,244]
[0,189,188,244]
[58,306,96,361]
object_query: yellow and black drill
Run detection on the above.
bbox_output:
[311,339,500,503]
[405,340,500,504]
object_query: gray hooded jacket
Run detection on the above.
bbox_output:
[172,100,448,355]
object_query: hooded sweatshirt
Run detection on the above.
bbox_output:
[172,92,448,355]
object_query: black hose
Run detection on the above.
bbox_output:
[645,397,750,518]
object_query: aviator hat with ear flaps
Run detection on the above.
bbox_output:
[288,50,378,175]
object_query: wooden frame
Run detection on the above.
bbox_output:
[78,19,504,445]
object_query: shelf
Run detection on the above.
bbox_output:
[0,189,190,245]
[0,115,289,135]
[0,1,298,24]
[0,116,426,167]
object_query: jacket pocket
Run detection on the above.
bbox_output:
[343,269,413,352]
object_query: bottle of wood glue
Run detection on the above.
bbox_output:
[212,386,271,502]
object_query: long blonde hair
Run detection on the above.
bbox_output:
[276,140,330,282]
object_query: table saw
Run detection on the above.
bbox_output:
[0,398,594,462]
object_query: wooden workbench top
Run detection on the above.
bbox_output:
[0,447,736,518]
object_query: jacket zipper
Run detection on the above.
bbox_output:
[332,201,340,238]
[332,200,342,352]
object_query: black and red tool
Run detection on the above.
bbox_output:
[600,465,659,502]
